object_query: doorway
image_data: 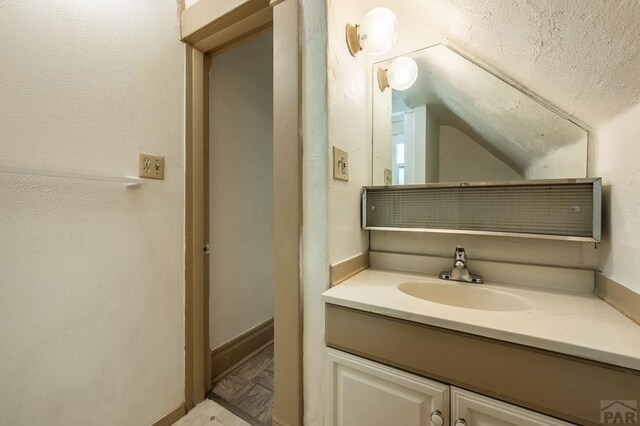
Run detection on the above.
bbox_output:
[182,1,303,424]
[206,29,274,426]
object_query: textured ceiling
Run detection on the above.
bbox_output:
[403,0,640,127]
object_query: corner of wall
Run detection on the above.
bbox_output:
[590,103,640,294]
[302,0,330,424]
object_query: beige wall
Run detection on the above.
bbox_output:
[208,31,274,349]
[425,106,440,183]
[524,142,587,179]
[372,82,392,186]
[592,103,640,293]
[439,125,521,182]
[0,1,185,425]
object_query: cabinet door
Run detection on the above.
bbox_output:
[326,349,449,426]
[451,387,574,426]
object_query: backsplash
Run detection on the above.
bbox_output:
[371,231,597,270]
[369,251,595,294]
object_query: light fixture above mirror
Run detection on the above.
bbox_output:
[346,7,397,56]
[378,56,419,91]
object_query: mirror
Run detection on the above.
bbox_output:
[372,45,588,185]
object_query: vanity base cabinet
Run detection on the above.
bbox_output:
[326,349,449,426]
[326,304,640,425]
[451,387,572,426]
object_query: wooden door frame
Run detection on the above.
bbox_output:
[182,1,303,424]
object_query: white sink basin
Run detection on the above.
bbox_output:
[397,281,532,312]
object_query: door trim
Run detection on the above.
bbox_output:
[181,0,271,46]
[182,1,302,423]
[271,0,303,424]
[185,44,208,409]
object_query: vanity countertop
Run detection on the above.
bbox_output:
[322,268,640,371]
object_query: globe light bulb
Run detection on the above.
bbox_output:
[346,8,398,56]
[358,8,398,55]
[386,56,418,91]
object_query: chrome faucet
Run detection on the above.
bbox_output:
[439,246,483,284]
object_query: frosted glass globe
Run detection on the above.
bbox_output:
[358,7,398,55]
[386,56,418,91]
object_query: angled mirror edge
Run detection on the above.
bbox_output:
[371,42,592,185]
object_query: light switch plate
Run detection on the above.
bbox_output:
[333,147,349,181]
[138,153,165,180]
[384,169,392,185]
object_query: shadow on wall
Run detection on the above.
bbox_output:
[598,183,612,273]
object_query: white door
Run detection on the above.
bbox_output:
[451,387,574,426]
[326,349,449,426]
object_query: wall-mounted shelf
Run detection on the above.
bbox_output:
[362,178,601,242]
[0,165,141,188]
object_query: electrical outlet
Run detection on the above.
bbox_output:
[384,169,392,185]
[138,153,165,180]
[333,147,349,181]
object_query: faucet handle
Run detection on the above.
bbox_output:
[441,246,483,284]
[454,246,467,267]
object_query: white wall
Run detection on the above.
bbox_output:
[592,103,640,293]
[439,125,521,182]
[0,1,185,425]
[208,32,274,349]
[524,142,587,179]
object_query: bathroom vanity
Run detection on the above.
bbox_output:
[323,37,640,426]
[322,253,640,426]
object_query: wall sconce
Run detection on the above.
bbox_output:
[377,56,419,91]
[346,7,398,57]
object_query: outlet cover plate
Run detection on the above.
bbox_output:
[333,147,349,181]
[138,153,165,180]
[384,168,392,185]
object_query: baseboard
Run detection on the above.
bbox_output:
[596,273,640,325]
[330,252,369,286]
[151,403,186,426]
[211,318,274,381]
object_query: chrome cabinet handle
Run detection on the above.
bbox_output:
[429,410,444,426]
[455,419,468,426]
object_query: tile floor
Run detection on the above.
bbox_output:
[172,399,250,426]
[209,344,274,426]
